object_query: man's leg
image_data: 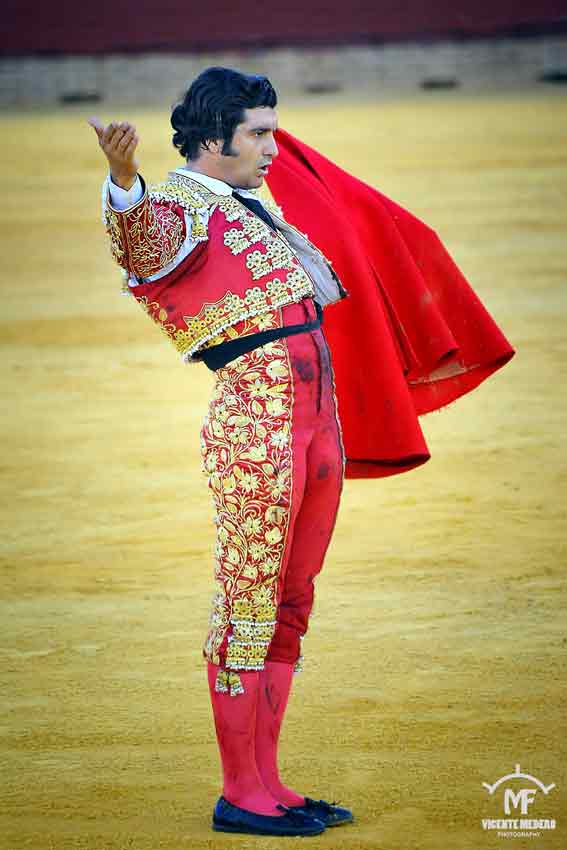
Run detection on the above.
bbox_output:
[255,660,299,804]
[256,327,344,805]
[265,412,343,667]
[199,314,312,815]
[206,662,284,815]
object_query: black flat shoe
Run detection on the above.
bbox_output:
[212,796,326,836]
[287,796,354,827]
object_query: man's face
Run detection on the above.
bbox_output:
[216,106,279,189]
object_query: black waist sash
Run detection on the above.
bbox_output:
[196,301,323,371]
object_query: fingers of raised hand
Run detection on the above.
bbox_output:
[122,133,139,159]
[117,125,137,154]
[103,121,125,149]
[102,121,137,153]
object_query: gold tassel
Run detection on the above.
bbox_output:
[215,669,245,696]
[293,636,305,674]
[191,212,207,239]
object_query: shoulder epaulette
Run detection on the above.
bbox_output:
[149,173,213,239]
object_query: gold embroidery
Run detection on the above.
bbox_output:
[104,207,126,267]
[200,310,294,672]
[136,295,180,348]
[151,174,210,213]
[150,174,210,239]
[214,196,242,223]
[224,217,267,254]
[214,669,245,696]
[245,240,297,280]
[201,309,279,349]
[105,191,186,278]
[136,275,313,361]
[220,196,297,281]
[127,199,185,278]
[223,228,251,255]
[293,635,305,674]
[116,172,316,359]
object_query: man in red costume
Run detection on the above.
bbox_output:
[90,66,513,838]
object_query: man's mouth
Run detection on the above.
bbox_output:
[258,163,271,174]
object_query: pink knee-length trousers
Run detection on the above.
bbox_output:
[200,297,345,691]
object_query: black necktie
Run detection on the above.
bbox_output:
[232,191,277,232]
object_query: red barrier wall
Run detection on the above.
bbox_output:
[3,0,566,55]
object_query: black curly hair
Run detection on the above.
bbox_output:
[171,67,278,161]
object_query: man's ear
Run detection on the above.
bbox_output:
[203,139,222,155]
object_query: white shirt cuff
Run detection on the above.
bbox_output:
[108,174,143,210]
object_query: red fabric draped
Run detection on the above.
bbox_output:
[265,128,515,479]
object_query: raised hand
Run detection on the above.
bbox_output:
[88,117,139,190]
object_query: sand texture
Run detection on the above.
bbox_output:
[1,90,566,849]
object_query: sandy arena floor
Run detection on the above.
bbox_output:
[1,89,566,850]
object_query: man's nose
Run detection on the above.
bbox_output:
[265,133,278,158]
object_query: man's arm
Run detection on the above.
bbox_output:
[89,117,191,279]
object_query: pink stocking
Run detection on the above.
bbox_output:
[206,661,284,816]
[255,660,306,806]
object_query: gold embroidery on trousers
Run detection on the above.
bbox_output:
[200,309,294,674]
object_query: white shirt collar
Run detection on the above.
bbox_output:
[173,167,258,199]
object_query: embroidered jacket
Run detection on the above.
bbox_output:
[103,171,347,362]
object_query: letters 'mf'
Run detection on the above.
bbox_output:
[504,788,537,815]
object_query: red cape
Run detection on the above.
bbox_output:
[265,128,515,480]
